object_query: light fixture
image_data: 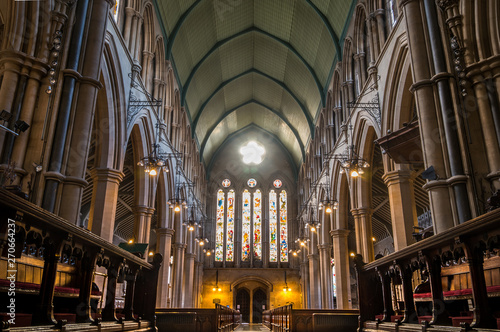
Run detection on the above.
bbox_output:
[128,239,134,244]
[350,252,355,257]
[305,212,320,232]
[196,237,209,246]
[334,125,370,178]
[149,251,154,256]
[372,237,376,242]
[138,123,175,177]
[183,206,200,231]
[14,120,30,134]
[213,270,222,292]
[204,248,214,256]
[283,271,291,292]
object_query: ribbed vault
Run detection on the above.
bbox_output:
[155,0,354,168]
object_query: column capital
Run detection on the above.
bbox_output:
[382,169,413,186]
[133,205,155,215]
[125,6,135,15]
[185,253,197,260]
[173,243,187,249]
[90,168,124,184]
[436,0,459,11]
[351,207,372,216]
[307,253,319,260]
[318,244,332,251]
[156,228,175,236]
[330,229,350,238]
[64,175,89,188]
[374,8,385,17]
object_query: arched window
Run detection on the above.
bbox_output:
[226,189,235,261]
[214,182,288,264]
[269,190,278,262]
[386,0,398,28]
[242,189,251,261]
[279,191,288,262]
[253,190,262,260]
[112,0,120,21]
[215,190,225,261]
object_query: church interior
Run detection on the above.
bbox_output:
[0,0,500,331]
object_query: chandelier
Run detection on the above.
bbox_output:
[137,123,178,176]
[304,207,320,232]
[317,185,338,213]
[335,125,370,178]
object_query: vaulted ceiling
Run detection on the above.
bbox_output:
[154,0,354,172]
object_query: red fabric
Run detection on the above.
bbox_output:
[0,280,41,290]
[487,285,500,293]
[418,316,432,323]
[450,316,473,327]
[55,286,79,294]
[413,293,432,298]
[443,290,463,297]
[91,290,102,296]
[375,314,384,320]
[391,315,404,322]
[0,313,32,327]
[54,313,76,324]
[460,288,472,296]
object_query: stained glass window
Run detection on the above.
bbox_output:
[215,190,225,261]
[273,179,282,188]
[112,0,120,21]
[253,190,262,260]
[331,258,337,297]
[269,190,278,262]
[247,178,257,187]
[242,189,251,261]
[222,179,231,187]
[279,191,288,262]
[226,190,235,261]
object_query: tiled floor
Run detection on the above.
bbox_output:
[234,323,270,331]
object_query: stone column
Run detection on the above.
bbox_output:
[300,256,310,308]
[133,205,154,244]
[331,229,351,309]
[156,227,174,308]
[400,0,454,233]
[369,14,381,58]
[129,11,139,58]
[58,0,114,223]
[171,209,185,307]
[308,230,322,308]
[318,244,333,309]
[382,168,418,250]
[374,9,386,49]
[469,74,500,189]
[351,208,374,262]
[182,228,196,307]
[123,6,134,47]
[88,168,124,242]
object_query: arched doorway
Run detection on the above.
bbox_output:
[252,288,267,323]
[236,288,250,323]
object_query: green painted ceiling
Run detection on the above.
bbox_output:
[154,0,354,170]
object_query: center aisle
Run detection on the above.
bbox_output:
[234,323,271,331]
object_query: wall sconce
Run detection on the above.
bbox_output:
[283,271,291,292]
[213,269,222,292]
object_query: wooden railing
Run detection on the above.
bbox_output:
[0,189,162,331]
[263,305,358,332]
[215,304,240,331]
[355,208,500,331]
[156,306,239,332]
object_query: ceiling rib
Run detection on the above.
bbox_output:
[165,0,203,59]
[191,68,314,136]
[180,27,325,106]
[305,0,342,60]
[199,99,306,161]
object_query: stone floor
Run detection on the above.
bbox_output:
[234,323,270,331]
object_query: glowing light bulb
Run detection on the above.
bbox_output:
[149,168,157,176]
[206,251,211,256]
[325,205,332,213]
[174,204,181,212]
[350,252,355,257]
[149,251,154,256]
[310,226,316,232]
[199,240,205,246]
[351,169,359,177]
[128,239,133,244]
